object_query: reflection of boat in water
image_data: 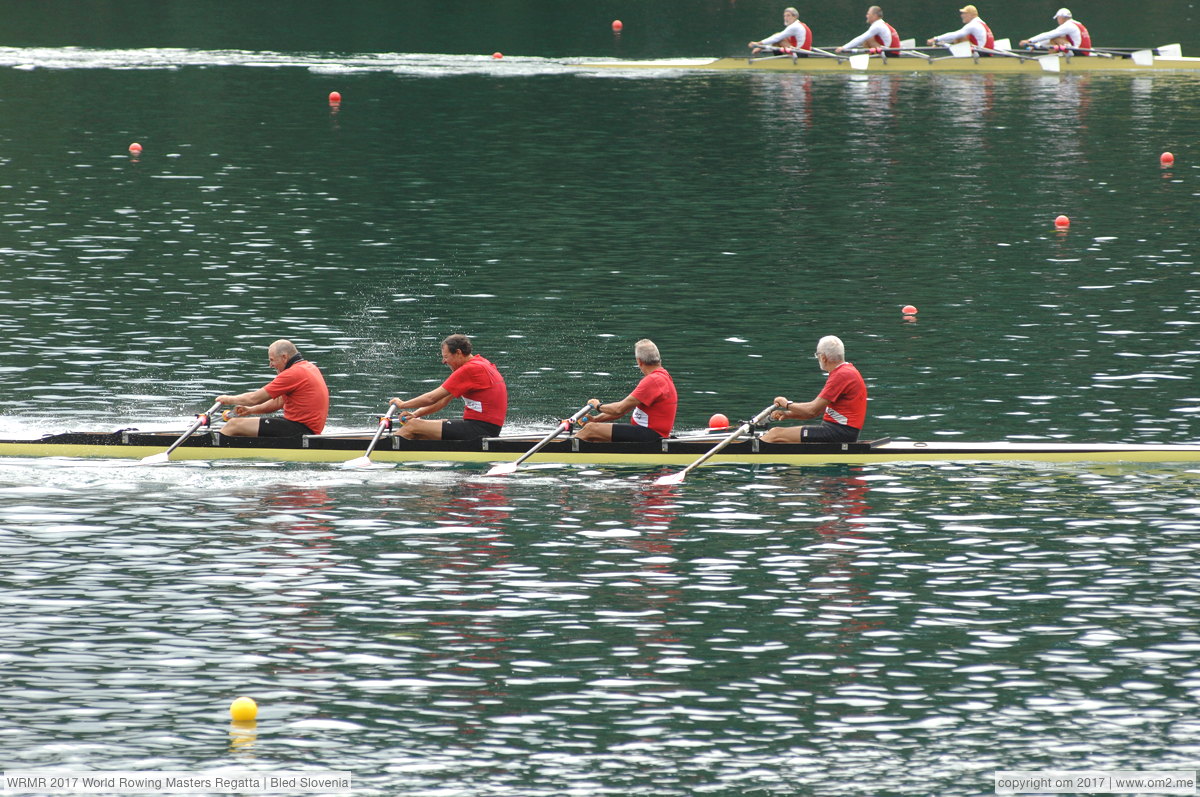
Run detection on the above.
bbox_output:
[8,429,1200,466]
[584,45,1199,74]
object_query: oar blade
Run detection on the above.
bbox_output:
[342,455,382,470]
[1132,49,1154,66]
[653,470,687,486]
[994,37,1012,51]
[1038,54,1062,72]
[486,462,519,476]
[140,452,170,465]
[948,41,973,58]
[848,54,870,70]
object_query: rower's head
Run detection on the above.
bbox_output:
[634,339,662,370]
[814,335,846,372]
[268,339,299,372]
[782,7,799,22]
[1053,7,1071,22]
[958,4,978,20]
[866,5,883,22]
[441,333,473,370]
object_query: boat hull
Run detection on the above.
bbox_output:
[3,431,1200,466]
[586,54,1200,73]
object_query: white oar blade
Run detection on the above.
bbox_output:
[140,452,170,465]
[948,41,973,58]
[1132,49,1154,66]
[994,38,1011,51]
[1038,54,1061,72]
[1159,43,1182,58]
[653,470,687,486]
[486,462,519,476]
[342,456,374,470]
[899,38,915,49]
[848,54,870,70]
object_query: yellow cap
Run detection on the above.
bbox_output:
[958,4,978,13]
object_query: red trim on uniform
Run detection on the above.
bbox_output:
[817,362,868,430]
[441,355,508,427]
[263,360,329,434]
[630,367,678,438]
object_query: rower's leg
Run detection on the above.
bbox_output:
[574,422,614,442]
[397,418,444,440]
[219,417,261,437]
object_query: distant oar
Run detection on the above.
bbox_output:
[343,405,399,469]
[654,404,777,486]
[486,404,592,476]
[141,401,222,464]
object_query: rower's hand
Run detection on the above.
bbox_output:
[587,398,601,411]
[835,47,845,53]
[926,37,937,46]
[396,410,416,424]
[1019,39,1030,46]
[771,396,790,421]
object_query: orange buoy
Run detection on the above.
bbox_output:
[1161,151,1175,165]
[708,413,729,429]
[492,52,503,59]
[328,91,341,104]
[902,304,917,315]
[128,142,143,154]
[1054,214,1070,228]
[612,20,624,32]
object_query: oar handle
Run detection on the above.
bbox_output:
[162,401,223,457]
[664,404,777,483]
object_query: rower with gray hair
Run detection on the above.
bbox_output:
[762,335,868,443]
[1019,8,1091,51]
[576,338,678,443]
[749,7,813,55]
[217,339,329,437]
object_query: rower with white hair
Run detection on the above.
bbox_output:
[576,338,678,443]
[1020,8,1092,51]
[836,6,901,55]
[762,335,867,443]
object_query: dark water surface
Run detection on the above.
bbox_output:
[0,25,1199,797]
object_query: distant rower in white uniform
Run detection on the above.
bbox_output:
[836,6,901,55]
[927,4,995,51]
[749,7,814,55]
[1020,8,1092,51]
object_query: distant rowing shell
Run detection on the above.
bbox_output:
[581,51,1200,74]
[5,430,1200,466]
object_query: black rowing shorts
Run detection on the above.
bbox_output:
[611,423,665,443]
[800,422,860,443]
[442,419,502,441]
[258,417,315,437]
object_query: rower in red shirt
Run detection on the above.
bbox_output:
[762,335,868,443]
[576,339,678,442]
[217,339,330,437]
[389,333,508,440]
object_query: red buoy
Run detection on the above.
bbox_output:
[902,304,917,315]
[128,142,143,154]
[612,20,624,32]
[1161,151,1175,166]
[1055,214,1070,228]
[708,413,729,429]
[492,52,503,59]
[328,91,342,104]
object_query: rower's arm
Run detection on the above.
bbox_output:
[589,393,640,422]
[217,387,272,407]
[773,395,829,420]
[390,386,453,417]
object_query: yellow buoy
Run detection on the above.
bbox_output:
[229,696,258,723]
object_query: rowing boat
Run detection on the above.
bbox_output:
[585,46,1200,74]
[5,429,1200,466]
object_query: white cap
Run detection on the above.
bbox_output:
[1053,7,1072,18]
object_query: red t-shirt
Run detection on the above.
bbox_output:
[818,362,867,430]
[630,367,678,438]
[441,355,507,427]
[263,360,329,434]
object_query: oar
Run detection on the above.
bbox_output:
[486,403,592,476]
[654,404,776,486]
[342,405,399,469]
[140,401,222,464]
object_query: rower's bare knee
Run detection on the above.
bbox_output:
[761,426,803,444]
[574,423,612,442]
[398,418,442,440]
[219,418,259,438]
